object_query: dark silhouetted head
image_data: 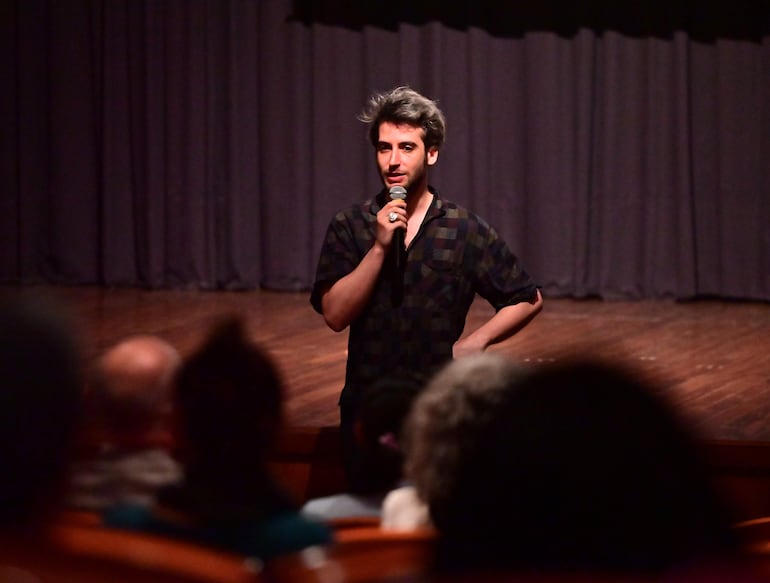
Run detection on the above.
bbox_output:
[0,294,82,528]
[172,315,284,488]
[352,370,424,493]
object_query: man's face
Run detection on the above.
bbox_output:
[376,121,439,194]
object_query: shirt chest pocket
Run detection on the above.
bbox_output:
[412,257,470,310]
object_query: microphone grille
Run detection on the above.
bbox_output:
[388,186,407,201]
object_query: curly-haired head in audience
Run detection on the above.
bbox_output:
[403,353,739,574]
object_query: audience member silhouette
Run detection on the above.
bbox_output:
[0,294,83,534]
[301,371,424,522]
[66,334,183,512]
[403,354,743,576]
[103,315,332,559]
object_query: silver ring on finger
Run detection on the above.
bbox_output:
[388,211,398,223]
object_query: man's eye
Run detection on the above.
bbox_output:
[403,145,414,152]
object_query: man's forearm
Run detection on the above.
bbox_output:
[453,290,543,357]
[321,243,387,332]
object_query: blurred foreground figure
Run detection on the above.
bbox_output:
[66,334,183,511]
[104,315,332,559]
[0,294,82,532]
[404,354,750,578]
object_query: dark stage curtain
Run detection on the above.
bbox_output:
[2,1,769,300]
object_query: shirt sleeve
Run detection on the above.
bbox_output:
[473,222,539,311]
[310,211,366,314]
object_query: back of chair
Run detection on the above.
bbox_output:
[55,508,104,527]
[264,526,436,583]
[733,516,770,579]
[0,524,263,583]
[735,516,770,553]
[325,516,382,530]
[333,527,436,582]
[269,426,348,505]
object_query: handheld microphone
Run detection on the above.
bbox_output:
[388,186,407,272]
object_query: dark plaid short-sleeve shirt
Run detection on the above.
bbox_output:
[311,187,539,394]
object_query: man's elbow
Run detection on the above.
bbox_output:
[319,287,349,332]
[323,313,349,333]
[521,289,544,323]
[532,289,544,313]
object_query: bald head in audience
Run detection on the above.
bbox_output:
[88,335,181,438]
[66,335,183,513]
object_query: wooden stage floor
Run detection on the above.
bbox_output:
[6,285,770,443]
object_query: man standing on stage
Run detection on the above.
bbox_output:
[310,85,543,489]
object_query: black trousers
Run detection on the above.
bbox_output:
[338,385,367,493]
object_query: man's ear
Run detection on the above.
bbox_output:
[427,147,439,166]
